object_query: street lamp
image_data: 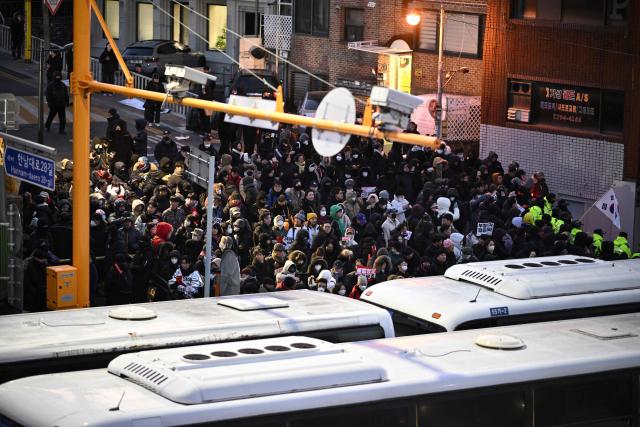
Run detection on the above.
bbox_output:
[406,11,421,51]
[406,11,421,26]
[444,66,470,87]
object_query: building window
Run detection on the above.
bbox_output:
[344,8,364,42]
[507,79,625,135]
[172,2,190,46]
[208,4,227,51]
[418,11,483,58]
[104,0,119,39]
[512,0,625,25]
[294,0,329,36]
[137,2,154,41]
[242,12,264,36]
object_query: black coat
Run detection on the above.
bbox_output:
[23,257,47,312]
[11,19,24,42]
[154,139,179,164]
[99,48,118,74]
[45,80,69,108]
[108,131,134,166]
[144,80,165,109]
[46,54,63,80]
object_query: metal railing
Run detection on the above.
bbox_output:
[90,56,193,118]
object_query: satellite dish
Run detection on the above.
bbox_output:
[312,88,356,157]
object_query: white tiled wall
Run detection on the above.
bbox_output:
[480,124,625,201]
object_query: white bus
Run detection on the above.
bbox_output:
[0,290,393,383]
[361,256,640,335]
[0,313,638,426]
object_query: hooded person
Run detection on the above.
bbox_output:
[152,221,173,251]
[313,269,336,293]
[276,259,299,289]
[219,235,241,295]
[436,196,460,222]
[329,204,349,236]
[342,189,362,221]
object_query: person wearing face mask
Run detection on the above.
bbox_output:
[388,190,411,224]
[44,72,69,134]
[276,260,299,290]
[198,133,218,157]
[306,258,328,285]
[285,180,306,212]
[144,73,165,126]
[304,213,320,247]
[272,215,287,242]
[348,275,369,300]
[233,218,253,267]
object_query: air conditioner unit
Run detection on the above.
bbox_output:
[507,108,530,123]
[510,81,531,95]
[239,37,266,70]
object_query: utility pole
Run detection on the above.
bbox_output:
[24,0,32,62]
[435,4,445,139]
[72,0,91,308]
[37,7,50,145]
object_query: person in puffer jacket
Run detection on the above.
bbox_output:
[168,254,203,298]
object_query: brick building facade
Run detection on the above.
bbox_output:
[479,0,639,240]
[287,0,486,106]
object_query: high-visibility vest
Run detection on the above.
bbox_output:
[569,227,581,244]
[543,197,553,216]
[613,236,632,258]
[529,206,543,224]
[592,233,603,256]
[551,217,564,234]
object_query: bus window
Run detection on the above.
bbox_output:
[305,325,386,343]
[287,404,413,427]
[418,389,527,426]
[534,375,633,426]
[391,311,447,336]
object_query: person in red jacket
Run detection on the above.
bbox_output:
[152,221,174,251]
[348,275,369,300]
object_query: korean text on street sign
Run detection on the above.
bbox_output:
[45,0,64,16]
[476,222,494,236]
[3,146,55,191]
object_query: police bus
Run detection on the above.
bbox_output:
[361,256,640,335]
[0,313,638,426]
[0,291,393,383]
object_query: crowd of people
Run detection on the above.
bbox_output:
[18,108,638,312]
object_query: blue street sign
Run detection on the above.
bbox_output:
[4,146,55,191]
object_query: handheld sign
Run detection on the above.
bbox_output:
[476,222,494,237]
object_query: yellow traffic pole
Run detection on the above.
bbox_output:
[72,0,91,308]
[86,81,441,149]
[24,0,32,62]
[88,0,134,88]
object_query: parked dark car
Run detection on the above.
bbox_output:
[122,40,206,76]
[227,69,279,101]
[297,91,328,117]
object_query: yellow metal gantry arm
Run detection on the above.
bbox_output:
[87,81,439,148]
[89,0,134,88]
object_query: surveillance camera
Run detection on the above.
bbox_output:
[369,86,423,130]
[164,64,217,98]
[460,67,470,74]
